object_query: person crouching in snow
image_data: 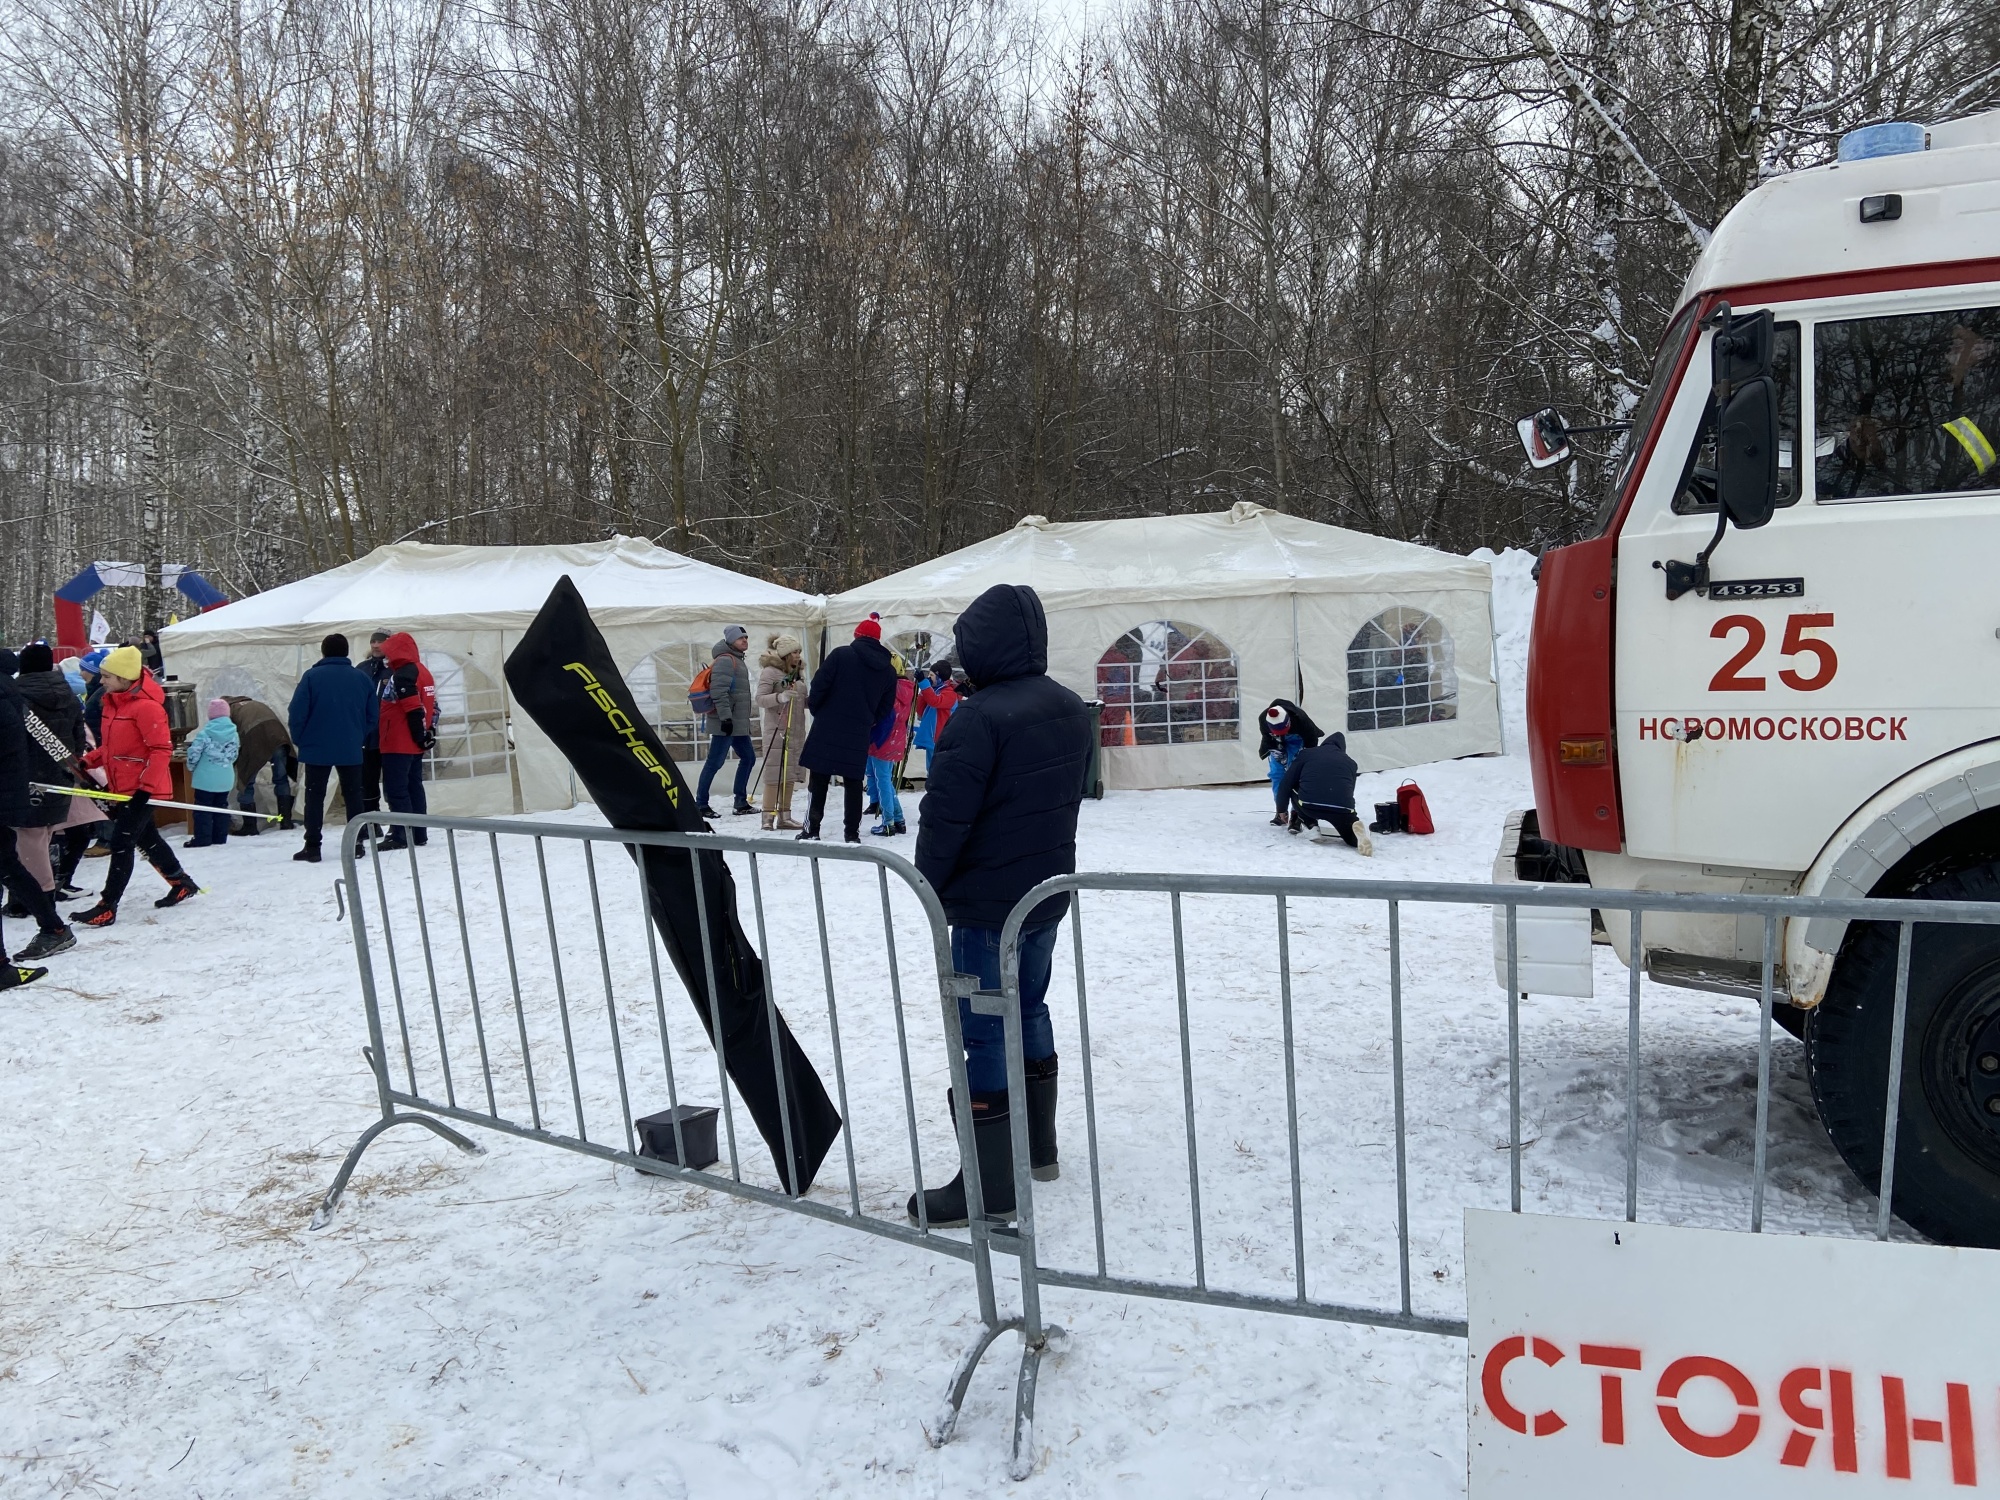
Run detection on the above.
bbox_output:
[866,662,916,836]
[183,699,239,847]
[1275,731,1372,855]
[70,645,199,926]
[910,584,1093,1226]
[1257,698,1321,825]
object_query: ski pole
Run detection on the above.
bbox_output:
[30,782,283,822]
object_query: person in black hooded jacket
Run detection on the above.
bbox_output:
[797,615,898,842]
[1275,731,1373,855]
[0,658,72,978]
[910,583,1093,1227]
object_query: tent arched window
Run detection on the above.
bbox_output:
[1346,608,1458,731]
[1096,621,1239,747]
[625,644,708,760]
[422,651,511,781]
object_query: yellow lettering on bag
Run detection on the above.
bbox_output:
[562,661,681,803]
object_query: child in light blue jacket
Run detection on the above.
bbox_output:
[183,699,240,847]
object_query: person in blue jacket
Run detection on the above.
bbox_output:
[183,699,241,847]
[909,584,1093,1227]
[287,633,380,864]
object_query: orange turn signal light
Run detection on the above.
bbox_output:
[1559,738,1609,767]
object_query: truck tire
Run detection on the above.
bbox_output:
[1806,861,2000,1247]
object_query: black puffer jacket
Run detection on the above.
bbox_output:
[1256,698,1323,758]
[1276,732,1359,811]
[14,669,86,827]
[916,585,1093,928]
[0,675,33,826]
[801,635,898,778]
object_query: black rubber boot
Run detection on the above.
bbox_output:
[908,1090,1017,1227]
[1025,1053,1059,1181]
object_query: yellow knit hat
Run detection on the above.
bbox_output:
[101,644,145,681]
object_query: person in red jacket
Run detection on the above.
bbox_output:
[374,631,438,851]
[70,646,198,927]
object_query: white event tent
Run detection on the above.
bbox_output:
[826,503,1502,790]
[159,537,821,815]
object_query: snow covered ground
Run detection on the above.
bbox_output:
[2,560,1891,1495]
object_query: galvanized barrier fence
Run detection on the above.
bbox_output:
[315,811,1030,1456]
[988,872,2000,1476]
[319,812,2000,1481]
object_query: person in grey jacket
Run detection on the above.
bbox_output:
[694,625,757,818]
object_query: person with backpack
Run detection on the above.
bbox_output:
[754,633,807,831]
[1275,731,1372,855]
[908,585,1094,1227]
[0,649,75,964]
[797,614,897,844]
[374,631,438,851]
[866,663,917,837]
[69,645,200,926]
[694,625,757,819]
[356,629,393,832]
[1258,698,1322,825]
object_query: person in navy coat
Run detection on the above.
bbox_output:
[287,633,380,863]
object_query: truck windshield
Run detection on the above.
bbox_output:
[1592,302,1700,536]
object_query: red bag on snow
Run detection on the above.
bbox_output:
[1396,780,1434,835]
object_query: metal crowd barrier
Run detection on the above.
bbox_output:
[318,813,2000,1482]
[314,811,1033,1462]
[981,871,2000,1473]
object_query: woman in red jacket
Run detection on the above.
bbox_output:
[71,646,198,926]
[374,631,438,851]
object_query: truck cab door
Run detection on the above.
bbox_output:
[1614,290,2000,874]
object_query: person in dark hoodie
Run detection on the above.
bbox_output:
[7,643,87,922]
[1275,731,1373,855]
[909,584,1093,1227]
[0,649,75,965]
[796,614,897,843]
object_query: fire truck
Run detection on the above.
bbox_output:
[1501,109,2000,1245]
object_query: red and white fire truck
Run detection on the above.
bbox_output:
[1504,109,2000,1244]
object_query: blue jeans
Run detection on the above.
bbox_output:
[866,758,902,825]
[696,734,755,807]
[954,920,1060,1094]
[190,788,232,845]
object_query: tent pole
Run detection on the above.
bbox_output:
[1291,594,1302,702]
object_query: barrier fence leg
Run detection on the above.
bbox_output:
[312,1105,484,1230]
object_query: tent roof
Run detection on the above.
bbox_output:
[162,536,819,644]
[826,503,1489,619]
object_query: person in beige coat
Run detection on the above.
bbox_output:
[756,635,809,830]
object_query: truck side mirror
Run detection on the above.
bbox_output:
[1516,409,1571,469]
[1714,375,1779,529]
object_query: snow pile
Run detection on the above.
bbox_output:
[1469,545,1535,755]
[1,761,1887,1495]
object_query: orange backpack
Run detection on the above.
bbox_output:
[1396,780,1435,835]
[687,663,715,716]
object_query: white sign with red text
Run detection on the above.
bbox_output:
[1467,1210,2000,1496]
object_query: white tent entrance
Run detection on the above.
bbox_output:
[160,537,821,816]
[827,503,1501,790]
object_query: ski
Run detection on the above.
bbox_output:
[29,782,281,822]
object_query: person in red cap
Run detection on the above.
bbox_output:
[1258,697,1322,825]
[796,613,897,842]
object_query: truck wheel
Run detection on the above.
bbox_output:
[1806,861,2000,1246]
